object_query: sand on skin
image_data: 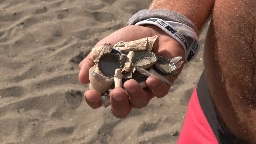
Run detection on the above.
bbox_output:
[0,0,207,143]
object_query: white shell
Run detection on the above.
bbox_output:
[89,66,114,93]
[114,35,158,53]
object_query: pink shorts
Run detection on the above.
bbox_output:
[178,88,218,144]
[178,72,242,144]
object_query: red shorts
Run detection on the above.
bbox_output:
[178,72,242,144]
[178,88,218,144]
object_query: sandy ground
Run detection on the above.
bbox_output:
[0,0,208,143]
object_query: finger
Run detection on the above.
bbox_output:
[146,75,170,98]
[78,52,94,84]
[156,35,185,77]
[123,79,153,108]
[79,52,93,69]
[110,87,132,118]
[79,25,156,84]
[84,89,102,109]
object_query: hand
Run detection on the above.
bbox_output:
[79,25,185,118]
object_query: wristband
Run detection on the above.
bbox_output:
[127,10,200,62]
[136,18,199,62]
[128,9,198,35]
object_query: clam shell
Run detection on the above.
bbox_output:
[132,51,157,69]
[89,66,114,93]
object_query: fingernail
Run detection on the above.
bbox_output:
[148,77,157,87]
[128,88,136,93]
[84,92,97,102]
[86,97,97,102]
[113,95,124,101]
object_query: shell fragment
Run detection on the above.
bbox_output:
[88,36,183,108]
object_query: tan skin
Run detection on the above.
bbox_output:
[79,0,256,143]
[205,0,256,142]
[79,25,185,117]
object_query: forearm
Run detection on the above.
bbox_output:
[149,0,215,30]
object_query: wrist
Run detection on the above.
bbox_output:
[127,10,200,62]
[145,24,185,58]
[127,9,198,35]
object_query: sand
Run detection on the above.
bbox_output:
[0,0,208,143]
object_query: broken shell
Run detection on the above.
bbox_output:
[92,44,113,63]
[139,81,148,88]
[114,69,122,88]
[87,36,184,108]
[101,95,110,108]
[96,53,122,77]
[132,51,157,69]
[153,56,183,76]
[89,66,114,93]
[122,51,134,73]
[114,35,158,53]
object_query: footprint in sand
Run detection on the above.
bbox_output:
[65,90,83,109]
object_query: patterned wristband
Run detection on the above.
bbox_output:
[135,18,199,62]
[127,10,199,62]
[128,9,199,35]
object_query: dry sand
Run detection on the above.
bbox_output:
[0,0,208,143]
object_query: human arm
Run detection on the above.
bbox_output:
[149,0,215,30]
[79,0,214,118]
[79,25,184,118]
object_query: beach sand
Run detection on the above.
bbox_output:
[0,0,208,143]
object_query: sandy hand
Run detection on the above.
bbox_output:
[79,25,185,118]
